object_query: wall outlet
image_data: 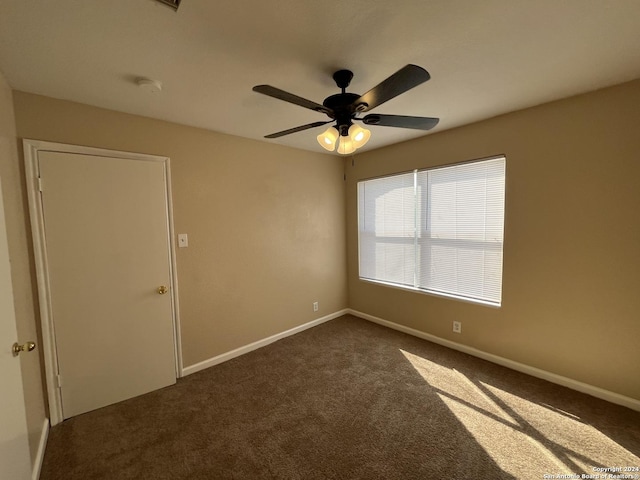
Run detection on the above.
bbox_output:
[453,321,462,334]
[313,302,319,312]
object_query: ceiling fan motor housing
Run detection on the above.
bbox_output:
[323,92,361,135]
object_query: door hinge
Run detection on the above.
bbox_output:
[55,374,62,388]
[38,176,43,192]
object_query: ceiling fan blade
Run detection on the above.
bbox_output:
[253,85,333,115]
[361,114,439,130]
[354,65,431,112]
[264,120,333,139]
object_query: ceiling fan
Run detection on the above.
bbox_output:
[252,64,439,154]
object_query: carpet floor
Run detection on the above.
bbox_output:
[40,315,640,479]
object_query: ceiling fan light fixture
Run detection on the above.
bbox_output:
[337,135,356,155]
[349,124,371,149]
[317,126,339,151]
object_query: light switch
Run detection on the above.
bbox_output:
[178,233,188,248]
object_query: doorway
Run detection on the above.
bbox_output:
[24,140,182,425]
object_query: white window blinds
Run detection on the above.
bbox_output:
[358,156,506,306]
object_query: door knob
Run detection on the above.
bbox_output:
[12,341,36,357]
[157,285,168,295]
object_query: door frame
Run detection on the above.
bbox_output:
[23,139,183,426]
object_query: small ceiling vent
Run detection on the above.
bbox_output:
[155,0,181,11]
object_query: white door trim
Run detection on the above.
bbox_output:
[23,139,183,426]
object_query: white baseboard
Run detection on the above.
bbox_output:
[348,309,640,412]
[182,309,349,377]
[32,417,49,480]
[180,308,640,412]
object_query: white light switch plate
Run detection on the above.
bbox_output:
[178,233,188,248]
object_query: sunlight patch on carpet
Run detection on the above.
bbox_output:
[399,349,640,478]
[481,382,640,466]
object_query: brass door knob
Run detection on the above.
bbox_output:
[12,341,36,357]
[157,285,168,295]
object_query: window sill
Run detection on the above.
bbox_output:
[358,277,502,308]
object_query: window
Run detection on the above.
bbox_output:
[357,156,506,306]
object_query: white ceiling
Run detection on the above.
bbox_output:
[1,0,639,154]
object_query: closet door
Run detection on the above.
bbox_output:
[39,150,176,419]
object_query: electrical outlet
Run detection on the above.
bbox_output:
[453,321,462,334]
[313,302,319,312]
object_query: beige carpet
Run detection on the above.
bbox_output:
[40,315,640,479]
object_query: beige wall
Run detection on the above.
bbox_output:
[8,77,639,430]
[347,79,640,401]
[12,91,348,368]
[0,73,47,461]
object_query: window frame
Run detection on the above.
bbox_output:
[357,155,506,308]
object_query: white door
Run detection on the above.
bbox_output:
[0,176,32,479]
[38,151,176,419]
